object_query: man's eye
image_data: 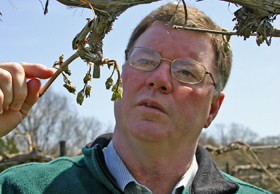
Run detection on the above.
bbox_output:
[176,69,200,82]
[137,58,153,65]
[181,70,196,78]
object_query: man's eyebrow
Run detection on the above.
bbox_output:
[129,48,155,58]
[138,48,159,58]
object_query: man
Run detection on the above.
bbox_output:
[0,2,271,194]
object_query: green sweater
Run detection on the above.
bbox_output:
[0,134,271,194]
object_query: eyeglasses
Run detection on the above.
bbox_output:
[125,47,216,87]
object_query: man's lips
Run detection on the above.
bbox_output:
[137,99,166,114]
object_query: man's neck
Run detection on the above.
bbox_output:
[112,131,197,194]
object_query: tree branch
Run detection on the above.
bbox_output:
[173,25,280,37]
[221,0,280,18]
[204,141,280,187]
[39,51,79,97]
[0,149,54,170]
[232,163,280,173]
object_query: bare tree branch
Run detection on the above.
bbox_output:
[221,0,280,17]
[204,140,280,187]
[232,163,280,173]
[173,25,280,37]
[0,150,54,169]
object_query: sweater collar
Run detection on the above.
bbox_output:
[190,145,239,194]
[82,133,239,194]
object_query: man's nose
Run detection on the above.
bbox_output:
[145,61,172,93]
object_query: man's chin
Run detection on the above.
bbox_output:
[127,121,172,143]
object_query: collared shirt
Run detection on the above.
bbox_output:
[103,140,198,194]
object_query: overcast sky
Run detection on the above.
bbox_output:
[1,0,280,138]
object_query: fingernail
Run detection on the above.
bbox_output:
[0,105,3,114]
[11,103,23,111]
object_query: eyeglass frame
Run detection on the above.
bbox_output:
[125,47,216,88]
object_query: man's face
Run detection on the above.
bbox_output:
[114,22,224,146]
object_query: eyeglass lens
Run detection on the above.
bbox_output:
[127,47,207,84]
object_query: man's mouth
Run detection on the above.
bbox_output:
[143,104,163,113]
[138,100,166,114]
[145,103,157,108]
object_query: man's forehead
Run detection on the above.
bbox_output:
[137,21,211,46]
[134,22,215,60]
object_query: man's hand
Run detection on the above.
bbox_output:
[0,62,55,137]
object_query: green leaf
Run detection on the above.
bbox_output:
[77,91,85,105]
[105,77,114,90]
[85,85,92,98]
[63,84,76,94]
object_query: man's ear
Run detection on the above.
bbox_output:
[204,91,225,128]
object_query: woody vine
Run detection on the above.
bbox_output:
[33,0,280,105]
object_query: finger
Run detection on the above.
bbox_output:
[0,68,13,109]
[0,89,3,114]
[20,62,55,79]
[0,108,23,137]
[19,78,41,118]
[0,62,27,110]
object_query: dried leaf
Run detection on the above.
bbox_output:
[85,85,92,98]
[83,71,92,83]
[63,84,76,94]
[77,91,85,105]
[105,77,114,90]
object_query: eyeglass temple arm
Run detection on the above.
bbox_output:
[206,72,216,88]
[125,49,130,60]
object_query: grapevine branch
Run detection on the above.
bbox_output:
[0,131,54,169]
[0,150,54,168]
[39,51,79,97]
[232,163,280,173]
[173,25,280,37]
[204,140,280,187]
[240,174,280,181]
[39,0,280,103]
[175,0,280,46]
[39,0,160,104]
[241,174,280,193]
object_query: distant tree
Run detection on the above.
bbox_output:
[51,115,112,156]
[199,131,217,146]
[212,123,229,146]
[227,123,259,144]
[259,135,280,145]
[203,123,259,146]
[13,88,112,156]
[0,136,18,156]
